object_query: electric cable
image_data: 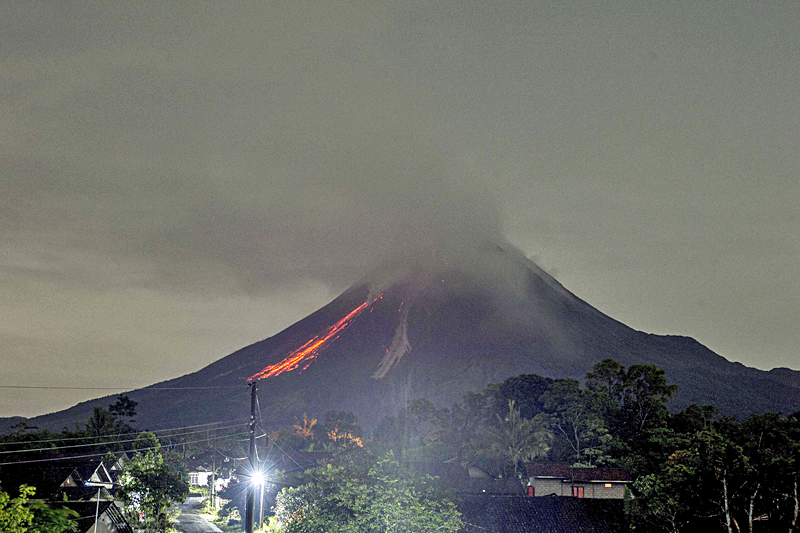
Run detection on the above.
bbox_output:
[0,422,249,454]
[254,392,326,482]
[0,385,247,390]
[0,419,249,447]
[0,431,249,466]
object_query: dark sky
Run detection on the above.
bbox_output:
[2,1,798,419]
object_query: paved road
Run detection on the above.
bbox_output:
[173,497,222,533]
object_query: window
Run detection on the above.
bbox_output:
[572,486,584,498]
[189,473,199,485]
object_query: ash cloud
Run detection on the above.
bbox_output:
[0,2,500,296]
[139,143,502,293]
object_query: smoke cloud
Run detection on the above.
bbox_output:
[0,2,500,296]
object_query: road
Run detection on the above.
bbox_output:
[173,496,222,533]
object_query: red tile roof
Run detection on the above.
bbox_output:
[525,463,632,482]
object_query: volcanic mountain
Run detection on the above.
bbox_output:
[7,243,800,432]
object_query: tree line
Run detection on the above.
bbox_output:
[3,360,799,533]
[258,360,799,533]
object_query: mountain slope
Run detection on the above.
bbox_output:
[5,244,799,432]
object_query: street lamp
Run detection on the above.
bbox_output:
[84,481,115,533]
[249,468,266,527]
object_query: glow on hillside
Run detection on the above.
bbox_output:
[249,294,383,380]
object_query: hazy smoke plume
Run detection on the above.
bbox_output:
[0,2,501,296]
[134,140,501,293]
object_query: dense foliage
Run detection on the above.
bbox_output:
[361,360,800,532]
[118,433,190,533]
[0,397,198,533]
[2,367,799,533]
[0,485,77,533]
[266,451,461,533]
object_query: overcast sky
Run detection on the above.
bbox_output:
[2,1,798,420]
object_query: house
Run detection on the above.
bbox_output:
[188,465,213,487]
[105,454,129,483]
[0,457,134,533]
[524,463,632,500]
[65,499,133,533]
[458,494,625,533]
[59,459,116,490]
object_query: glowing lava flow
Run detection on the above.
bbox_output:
[249,295,381,381]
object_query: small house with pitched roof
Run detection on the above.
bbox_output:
[0,457,133,533]
[524,463,632,500]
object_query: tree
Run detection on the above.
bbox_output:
[372,401,451,460]
[587,359,678,443]
[622,364,678,435]
[488,374,553,421]
[292,413,317,439]
[109,395,138,426]
[538,379,612,466]
[434,391,491,462]
[84,403,137,451]
[0,485,77,533]
[670,404,718,435]
[132,430,160,452]
[268,452,461,533]
[323,411,364,448]
[85,407,121,438]
[728,412,800,532]
[586,359,627,403]
[0,486,36,533]
[630,472,692,533]
[488,400,551,477]
[118,434,189,532]
[629,411,800,533]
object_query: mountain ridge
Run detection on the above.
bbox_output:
[3,245,799,433]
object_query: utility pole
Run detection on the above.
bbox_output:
[245,380,258,533]
[211,442,216,512]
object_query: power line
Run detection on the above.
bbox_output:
[0,385,246,390]
[0,419,249,446]
[217,449,248,462]
[0,431,250,467]
[0,422,249,455]
[253,393,323,482]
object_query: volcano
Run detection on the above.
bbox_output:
[7,243,800,432]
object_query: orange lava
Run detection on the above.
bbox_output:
[249,295,381,381]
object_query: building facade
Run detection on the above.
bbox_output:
[525,463,631,500]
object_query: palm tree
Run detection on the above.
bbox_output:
[490,400,552,477]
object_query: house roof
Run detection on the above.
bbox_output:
[525,463,632,483]
[457,494,625,533]
[0,458,118,500]
[63,500,133,533]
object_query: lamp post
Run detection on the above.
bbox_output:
[251,470,266,528]
[259,480,265,527]
[84,481,115,533]
[246,381,257,533]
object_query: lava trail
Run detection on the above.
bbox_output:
[249,295,382,381]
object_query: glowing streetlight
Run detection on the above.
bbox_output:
[250,469,267,526]
[84,481,114,533]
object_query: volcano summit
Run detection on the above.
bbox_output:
[8,243,800,432]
